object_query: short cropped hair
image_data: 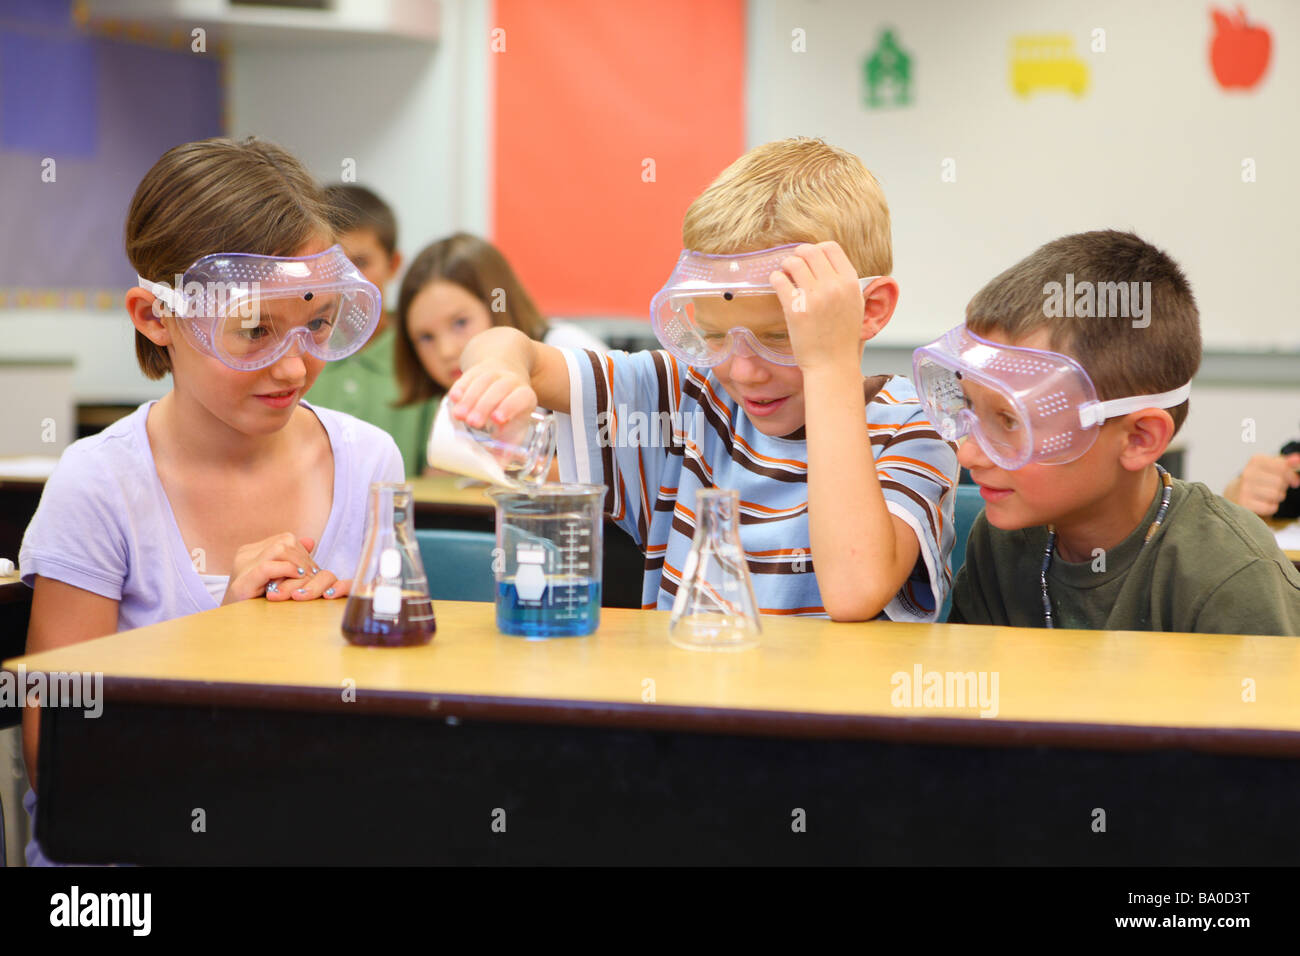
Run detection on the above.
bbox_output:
[125,137,334,380]
[965,230,1201,434]
[681,137,892,276]
[322,183,398,256]
[394,233,548,405]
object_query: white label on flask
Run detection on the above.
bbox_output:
[373,584,402,618]
[380,547,402,580]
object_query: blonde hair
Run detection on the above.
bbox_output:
[682,137,892,275]
[125,137,334,379]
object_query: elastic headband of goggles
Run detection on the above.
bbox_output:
[1078,382,1192,428]
[136,275,203,318]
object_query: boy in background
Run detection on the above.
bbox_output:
[448,138,957,621]
[309,184,437,475]
[932,230,1300,634]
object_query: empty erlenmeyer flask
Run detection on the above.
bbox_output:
[668,487,761,651]
[342,482,437,646]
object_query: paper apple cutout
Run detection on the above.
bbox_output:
[1210,5,1271,90]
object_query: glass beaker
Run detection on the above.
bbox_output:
[488,483,606,637]
[428,402,556,486]
[467,408,556,484]
[668,488,761,651]
[342,482,437,646]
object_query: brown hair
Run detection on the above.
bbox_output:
[322,183,398,256]
[965,230,1201,434]
[394,233,548,405]
[682,137,892,276]
[125,137,334,380]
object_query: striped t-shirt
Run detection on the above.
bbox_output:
[555,348,958,620]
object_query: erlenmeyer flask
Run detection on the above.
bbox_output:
[342,482,437,646]
[668,488,761,651]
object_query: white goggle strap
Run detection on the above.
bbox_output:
[670,275,882,314]
[137,275,187,318]
[1077,382,1192,429]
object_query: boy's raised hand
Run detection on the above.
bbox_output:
[770,241,867,373]
[1230,452,1300,517]
[448,361,539,431]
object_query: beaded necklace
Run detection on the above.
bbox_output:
[1039,463,1173,628]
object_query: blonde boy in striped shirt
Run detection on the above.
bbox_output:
[452,138,958,620]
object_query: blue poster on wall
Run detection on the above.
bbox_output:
[0,2,224,303]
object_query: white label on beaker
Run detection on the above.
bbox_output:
[514,546,547,603]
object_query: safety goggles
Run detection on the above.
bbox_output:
[137,244,381,371]
[912,324,1192,470]
[649,244,880,368]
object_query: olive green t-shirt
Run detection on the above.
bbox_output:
[950,478,1300,635]
[306,326,438,478]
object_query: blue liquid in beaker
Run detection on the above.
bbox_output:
[496,577,601,637]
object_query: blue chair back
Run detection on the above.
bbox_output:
[940,483,985,622]
[415,529,498,602]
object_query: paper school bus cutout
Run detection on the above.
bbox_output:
[1010,34,1089,97]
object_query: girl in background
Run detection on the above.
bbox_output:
[393,233,605,474]
[18,137,403,864]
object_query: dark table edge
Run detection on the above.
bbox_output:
[45,673,1300,758]
[0,579,28,606]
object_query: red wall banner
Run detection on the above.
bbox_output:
[492,0,746,318]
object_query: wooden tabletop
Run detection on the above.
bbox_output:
[7,599,1299,751]
[409,475,494,511]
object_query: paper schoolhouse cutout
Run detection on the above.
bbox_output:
[863,29,912,108]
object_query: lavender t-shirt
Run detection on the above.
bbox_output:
[18,399,402,866]
[19,399,403,626]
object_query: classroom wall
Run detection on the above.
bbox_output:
[0,0,491,404]
[0,0,1295,493]
[227,0,492,260]
[747,0,1300,351]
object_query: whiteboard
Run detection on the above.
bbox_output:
[748,0,1300,350]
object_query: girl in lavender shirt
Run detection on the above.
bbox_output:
[18,137,403,865]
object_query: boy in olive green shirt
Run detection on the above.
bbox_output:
[916,230,1300,635]
[309,184,437,476]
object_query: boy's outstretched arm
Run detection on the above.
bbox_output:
[452,326,573,425]
[772,243,920,621]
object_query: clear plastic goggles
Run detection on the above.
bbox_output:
[912,324,1192,470]
[137,244,381,371]
[650,244,879,368]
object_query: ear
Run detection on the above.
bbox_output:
[1116,408,1175,472]
[126,286,172,348]
[388,250,403,276]
[860,276,899,344]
